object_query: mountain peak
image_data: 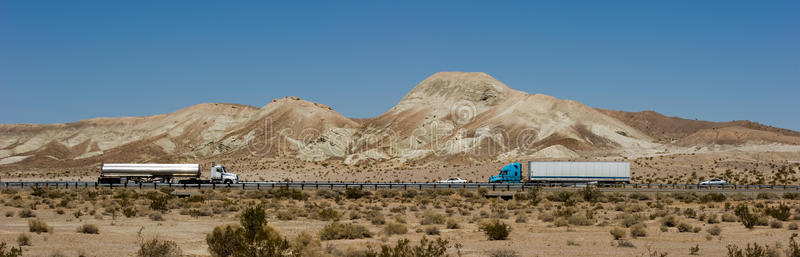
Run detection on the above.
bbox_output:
[393,72,520,112]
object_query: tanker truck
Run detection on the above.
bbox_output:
[97,162,239,184]
[489,161,630,184]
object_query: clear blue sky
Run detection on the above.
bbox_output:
[1,1,798,130]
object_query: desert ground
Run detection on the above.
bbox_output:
[2,186,800,257]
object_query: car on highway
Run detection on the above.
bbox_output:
[699,178,727,185]
[438,177,468,183]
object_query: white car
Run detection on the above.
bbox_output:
[699,178,727,185]
[438,177,468,183]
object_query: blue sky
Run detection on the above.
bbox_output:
[1,1,798,130]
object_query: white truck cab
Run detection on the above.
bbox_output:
[210,162,238,184]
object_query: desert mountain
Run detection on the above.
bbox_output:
[1,72,798,170]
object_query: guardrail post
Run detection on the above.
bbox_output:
[418,184,422,190]
[433,184,437,190]
[94,182,97,189]
[241,183,244,190]
[139,183,142,190]
[213,183,216,190]
[301,184,304,190]
[492,184,496,191]
[109,183,113,189]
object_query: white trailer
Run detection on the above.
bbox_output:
[527,161,630,183]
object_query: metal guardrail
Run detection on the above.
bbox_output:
[1,181,799,192]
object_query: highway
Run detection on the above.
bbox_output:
[1,180,799,193]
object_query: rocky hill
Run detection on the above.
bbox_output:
[1,72,798,172]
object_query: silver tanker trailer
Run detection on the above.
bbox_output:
[97,162,238,184]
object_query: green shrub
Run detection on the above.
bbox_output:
[206,205,293,257]
[764,203,791,221]
[481,220,510,240]
[630,224,647,238]
[28,218,51,234]
[383,222,407,236]
[581,186,602,203]
[137,238,182,257]
[734,204,759,229]
[149,193,171,211]
[362,237,451,257]
[319,222,372,240]
[271,187,308,200]
[77,224,99,234]
[610,227,626,240]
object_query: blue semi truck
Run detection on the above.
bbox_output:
[490,161,630,184]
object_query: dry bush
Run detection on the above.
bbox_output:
[77,224,99,234]
[770,220,783,229]
[487,249,520,257]
[28,218,51,234]
[148,212,164,221]
[790,223,799,230]
[319,222,371,240]
[661,215,678,227]
[630,224,647,238]
[137,238,182,257]
[16,233,30,246]
[707,225,722,236]
[424,226,440,235]
[0,242,22,257]
[481,220,510,240]
[446,219,461,229]
[568,214,592,226]
[18,209,35,218]
[610,227,627,240]
[677,222,692,232]
[383,222,407,236]
[421,211,446,225]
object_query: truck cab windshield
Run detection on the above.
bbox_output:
[220,166,227,174]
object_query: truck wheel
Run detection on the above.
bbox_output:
[224,179,232,184]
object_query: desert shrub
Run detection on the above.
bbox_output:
[610,227,627,240]
[707,225,722,236]
[16,233,30,246]
[547,191,575,204]
[630,224,647,238]
[425,226,440,235]
[18,208,35,218]
[206,205,293,257]
[421,211,446,225]
[790,223,799,230]
[383,222,407,236]
[677,222,692,232]
[700,193,727,203]
[770,220,783,229]
[0,242,22,257]
[28,218,51,234]
[316,208,341,221]
[276,210,294,221]
[446,219,460,229]
[363,237,451,257]
[581,186,602,203]
[123,207,137,218]
[5,211,14,217]
[784,192,800,200]
[692,226,702,233]
[757,192,779,200]
[618,213,646,227]
[367,210,386,225]
[683,208,697,219]
[726,242,778,257]
[487,249,520,257]
[722,213,739,222]
[344,188,369,199]
[271,187,308,200]
[77,224,99,234]
[707,214,720,224]
[319,222,371,240]
[734,204,759,229]
[481,220,510,240]
[764,203,791,221]
[149,212,164,221]
[568,214,592,226]
[137,238,182,257]
[690,244,700,255]
[149,193,171,211]
[554,218,569,227]
[661,215,679,227]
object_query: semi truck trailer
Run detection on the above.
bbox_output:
[490,161,630,184]
[98,162,239,184]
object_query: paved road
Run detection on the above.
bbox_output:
[1,180,798,193]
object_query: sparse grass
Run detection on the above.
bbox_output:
[707,225,722,236]
[487,249,520,257]
[630,224,647,238]
[425,226,440,235]
[421,211,446,225]
[16,233,30,246]
[137,238,182,257]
